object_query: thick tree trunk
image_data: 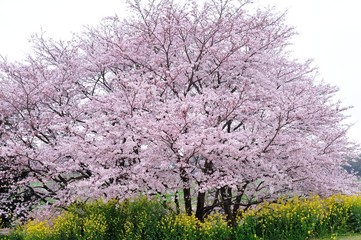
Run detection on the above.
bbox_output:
[233,194,243,218]
[233,182,249,217]
[195,191,206,221]
[221,186,236,227]
[180,168,192,216]
[183,187,192,216]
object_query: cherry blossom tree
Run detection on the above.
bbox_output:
[0,0,359,225]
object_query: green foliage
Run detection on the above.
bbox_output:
[112,196,172,240]
[158,213,232,240]
[349,205,361,232]
[241,195,361,240]
[6,194,361,240]
[7,196,172,240]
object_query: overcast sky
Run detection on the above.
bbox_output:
[0,0,360,144]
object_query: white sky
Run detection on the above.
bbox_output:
[0,0,360,144]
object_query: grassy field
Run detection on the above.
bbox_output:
[338,235,361,240]
[338,236,361,240]
[316,234,361,239]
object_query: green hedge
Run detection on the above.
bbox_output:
[4,194,361,240]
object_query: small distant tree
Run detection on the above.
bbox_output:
[0,0,359,225]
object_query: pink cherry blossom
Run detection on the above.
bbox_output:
[0,0,359,224]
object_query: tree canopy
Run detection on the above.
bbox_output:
[0,0,359,224]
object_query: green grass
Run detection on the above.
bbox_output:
[315,233,361,239]
[337,235,361,240]
[338,235,361,240]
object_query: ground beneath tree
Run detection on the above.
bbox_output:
[315,234,361,240]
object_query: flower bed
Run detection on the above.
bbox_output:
[4,195,361,240]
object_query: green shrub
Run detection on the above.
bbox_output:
[6,194,361,240]
[8,195,173,240]
[349,205,361,232]
[115,196,172,239]
[241,195,361,240]
[52,212,83,240]
[158,212,233,240]
[159,213,202,240]
[232,215,260,240]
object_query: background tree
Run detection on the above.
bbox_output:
[0,0,359,225]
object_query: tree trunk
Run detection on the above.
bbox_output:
[180,168,192,216]
[221,186,236,227]
[233,182,249,217]
[174,190,180,214]
[195,191,206,221]
[183,187,192,216]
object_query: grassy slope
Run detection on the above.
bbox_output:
[336,235,361,240]
[316,234,361,239]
